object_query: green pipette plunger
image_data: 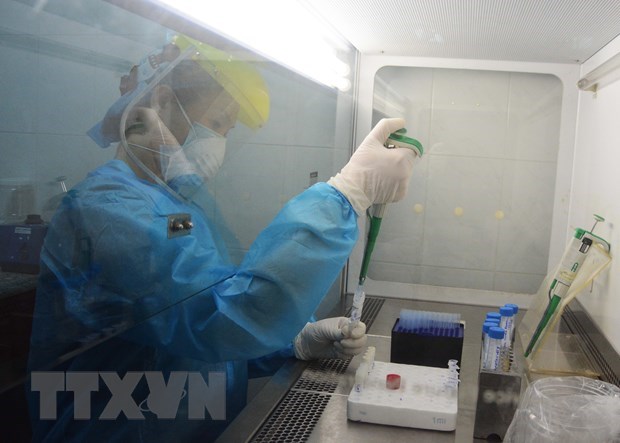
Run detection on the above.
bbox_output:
[358,206,384,285]
[350,129,423,326]
[357,129,424,285]
[524,214,609,358]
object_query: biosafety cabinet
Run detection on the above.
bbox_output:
[1,1,620,442]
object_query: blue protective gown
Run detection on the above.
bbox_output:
[28,159,358,442]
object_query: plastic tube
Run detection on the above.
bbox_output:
[486,312,501,323]
[499,306,514,348]
[354,361,368,392]
[349,206,383,328]
[481,321,497,368]
[504,303,519,345]
[485,326,505,370]
[349,284,365,326]
[482,316,499,335]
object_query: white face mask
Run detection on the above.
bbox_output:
[181,122,227,182]
[162,98,228,183]
[162,123,226,183]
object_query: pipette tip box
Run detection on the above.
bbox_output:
[347,360,458,431]
[390,318,465,368]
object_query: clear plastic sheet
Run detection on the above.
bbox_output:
[519,242,612,377]
[505,376,620,442]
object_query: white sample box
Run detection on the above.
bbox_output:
[347,360,458,431]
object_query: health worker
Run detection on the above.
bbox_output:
[27,35,417,442]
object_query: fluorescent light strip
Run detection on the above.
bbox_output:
[154,0,351,91]
[578,52,620,92]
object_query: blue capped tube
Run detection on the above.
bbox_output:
[481,321,497,368]
[486,311,501,323]
[504,303,519,345]
[483,313,500,336]
[499,306,515,348]
[485,326,505,370]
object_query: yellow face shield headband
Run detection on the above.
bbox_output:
[172,35,270,130]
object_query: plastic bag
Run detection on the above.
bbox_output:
[504,376,620,442]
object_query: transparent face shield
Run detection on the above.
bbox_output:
[118,47,234,202]
[116,36,269,206]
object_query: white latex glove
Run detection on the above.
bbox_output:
[327,118,416,215]
[293,317,367,361]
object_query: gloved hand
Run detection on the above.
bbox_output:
[328,118,416,215]
[293,317,367,361]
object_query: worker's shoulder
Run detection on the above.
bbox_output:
[70,160,158,206]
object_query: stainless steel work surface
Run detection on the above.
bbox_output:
[217,297,523,442]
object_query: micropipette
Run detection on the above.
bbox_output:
[350,129,424,326]
[524,214,610,357]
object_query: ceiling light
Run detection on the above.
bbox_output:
[578,52,620,92]
[153,0,352,91]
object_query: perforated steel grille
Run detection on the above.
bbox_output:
[563,306,620,386]
[250,391,331,443]
[292,357,351,393]
[304,0,620,64]
[250,297,384,442]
